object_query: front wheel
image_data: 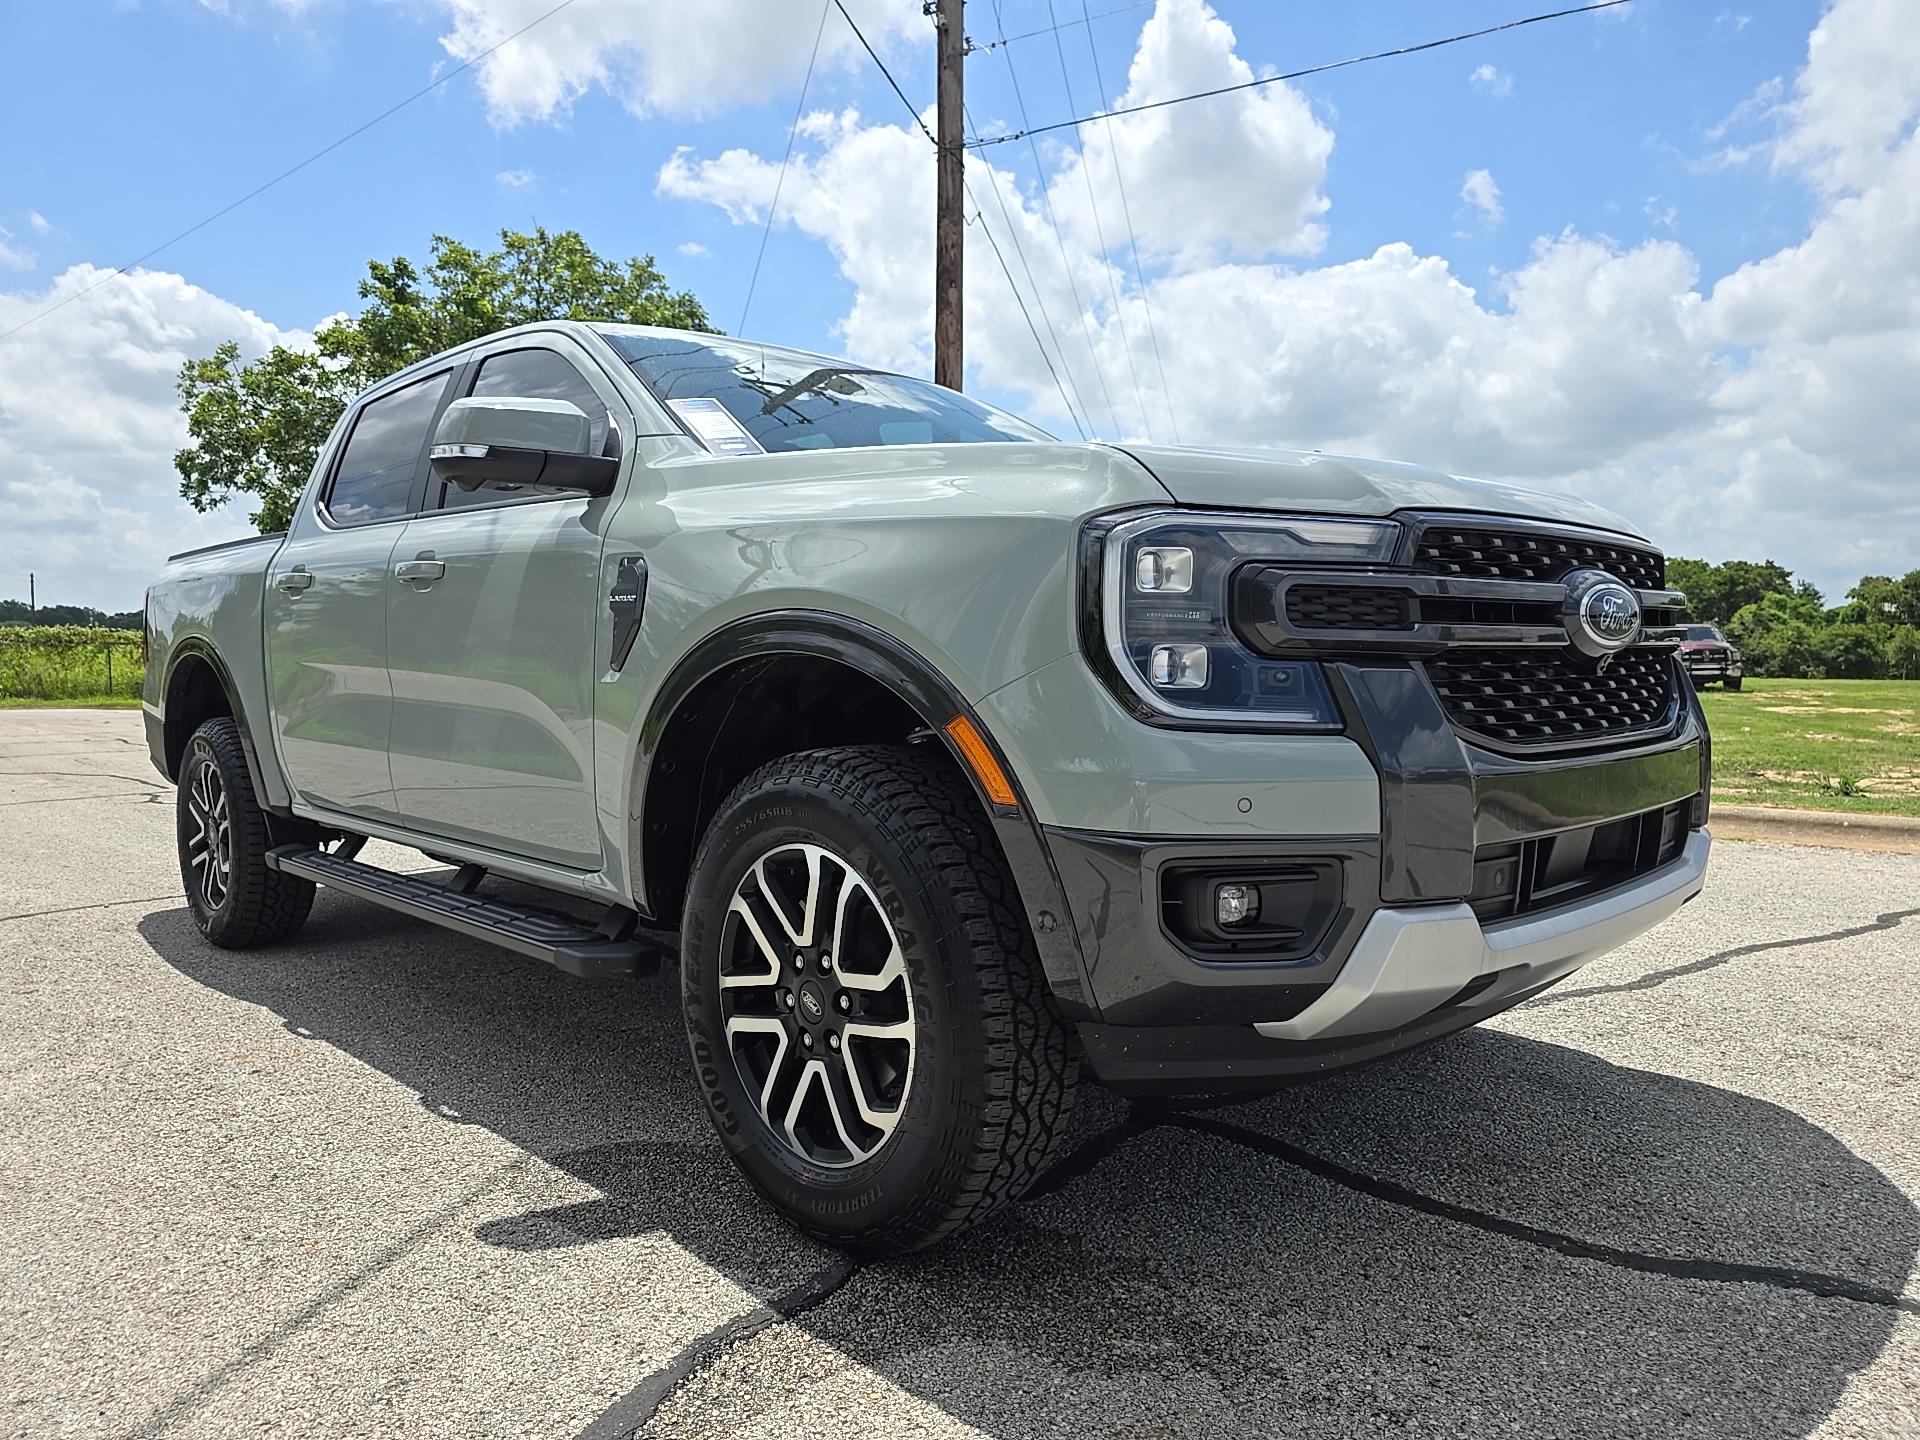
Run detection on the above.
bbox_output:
[1724,676,1743,691]
[177,717,314,948]
[682,746,1077,1256]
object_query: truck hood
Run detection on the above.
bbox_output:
[1113,444,1646,539]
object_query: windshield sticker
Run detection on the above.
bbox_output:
[666,397,766,457]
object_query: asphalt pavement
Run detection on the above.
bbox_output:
[3,709,1917,1440]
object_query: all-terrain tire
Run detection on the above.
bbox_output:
[1724,676,1743,691]
[177,717,315,948]
[682,745,1078,1256]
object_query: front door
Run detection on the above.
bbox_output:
[265,368,455,821]
[383,345,618,869]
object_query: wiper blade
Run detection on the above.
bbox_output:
[759,367,886,415]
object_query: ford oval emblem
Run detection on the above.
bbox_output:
[1561,569,1643,657]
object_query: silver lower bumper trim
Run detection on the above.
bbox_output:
[1255,829,1711,1041]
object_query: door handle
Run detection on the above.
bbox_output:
[276,567,312,594]
[394,559,445,582]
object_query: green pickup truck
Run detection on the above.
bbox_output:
[144,321,1712,1254]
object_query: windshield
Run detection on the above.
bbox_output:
[1685,626,1723,642]
[598,330,1054,455]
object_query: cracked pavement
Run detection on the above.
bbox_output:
[3,709,1917,1439]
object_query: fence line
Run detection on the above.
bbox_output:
[0,626,145,701]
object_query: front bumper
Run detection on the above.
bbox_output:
[1683,651,1741,681]
[1078,831,1708,1096]
[1257,828,1708,1040]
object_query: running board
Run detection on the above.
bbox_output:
[267,844,662,979]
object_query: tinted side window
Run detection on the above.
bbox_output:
[326,371,453,525]
[438,348,613,511]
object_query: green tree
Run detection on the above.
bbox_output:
[176,228,713,532]
[1888,625,1920,680]
[1664,557,1799,624]
[0,600,142,629]
[1848,570,1920,628]
[1728,589,1829,677]
[1816,623,1890,679]
[175,342,358,532]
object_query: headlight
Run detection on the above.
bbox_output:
[1086,510,1401,728]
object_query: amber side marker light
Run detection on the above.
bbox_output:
[943,715,1019,809]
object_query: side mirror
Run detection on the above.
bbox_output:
[429,396,619,497]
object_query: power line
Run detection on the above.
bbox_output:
[967,190,1088,440]
[971,0,1155,53]
[966,100,1097,437]
[966,0,1633,149]
[739,0,833,335]
[1048,0,1151,441]
[0,0,584,346]
[844,0,1098,433]
[990,0,1119,436]
[836,0,1090,433]
[831,0,935,145]
[1081,0,1180,444]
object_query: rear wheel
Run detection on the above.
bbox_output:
[177,717,314,948]
[682,745,1077,1255]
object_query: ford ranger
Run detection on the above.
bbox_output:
[144,321,1712,1254]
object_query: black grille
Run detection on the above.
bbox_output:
[1424,648,1677,746]
[1285,585,1411,631]
[1414,526,1664,590]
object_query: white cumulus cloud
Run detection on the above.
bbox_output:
[656,0,1920,595]
[9,0,1918,610]
[0,269,305,611]
[1470,63,1513,98]
[1773,0,1920,191]
[0,229,34,272]
[433,0,926,125]
[1461,168,1504,223]
[1041,0,1334,267]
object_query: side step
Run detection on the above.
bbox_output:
[267,844,663,979]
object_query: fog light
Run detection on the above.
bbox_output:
[1134,546,1194,593]
[1149,644,1209,688]
[1215,882,1260,926]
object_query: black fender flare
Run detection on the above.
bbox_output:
[629,610,1096,1017]
[158,637,278,814]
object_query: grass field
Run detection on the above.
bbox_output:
[1699,677,1920,817]
[0,627,145,706]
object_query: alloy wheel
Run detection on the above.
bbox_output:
[719,842,916,1168]
[184,755,232,913]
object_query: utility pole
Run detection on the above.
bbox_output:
[933,0,964,391]
[28,573,33,614]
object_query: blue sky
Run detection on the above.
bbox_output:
[4,1,1819,351]
[2,0,1913,612]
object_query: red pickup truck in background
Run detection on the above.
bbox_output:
[1678,625,1743,690]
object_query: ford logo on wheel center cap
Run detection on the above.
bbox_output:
[1560,568,1643,658]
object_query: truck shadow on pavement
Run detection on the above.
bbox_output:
[142,883,1917,1440]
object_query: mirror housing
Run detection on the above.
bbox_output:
[429,396,618,497]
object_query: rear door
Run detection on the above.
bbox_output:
[383,342,622,869]
[265,367,456,821]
